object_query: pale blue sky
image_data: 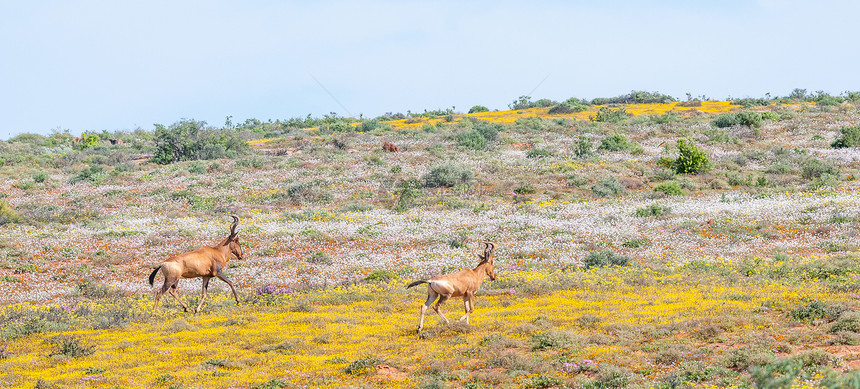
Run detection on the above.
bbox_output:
[1,0,858,140]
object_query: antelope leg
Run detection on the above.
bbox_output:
[195,277,211,313]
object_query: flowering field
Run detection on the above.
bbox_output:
[2,98,860,387]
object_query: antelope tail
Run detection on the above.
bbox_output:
[148,265,162,286]
[406,280,429,289]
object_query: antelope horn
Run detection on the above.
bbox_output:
[228,215,239,238]
[486,242,495,253]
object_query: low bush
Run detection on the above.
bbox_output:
[394,178,423,212]
[712,113,739,128]
[635,204,671,217]
[457,131,487,150]
[364,270,396,282]
[286,182,331,205]
[659,139,708,174]
[591,90,675,105]
[33,171,48,183]
[832,125,860,148]
[531,330,580,351]
[584,250,629,269]
[344,356,382,375]
[423,162,473,188]
[307,251,333,265]
[712,111,765,128]
[653,181,684,196]
[468,105,489,114]
[591,177,625,198]
[47,335,96,358]
[526,148,551,158]
[151,120,249,164]
[590,107,629,123]
[574,136,593,158]
[514,184,536,195]
[736,111,763,127]
[0,200,19,225]
[801,159,839,180]
[598,134,637,153]
[70,165,108,184]
[548,99,588,114]
[829,312,860,334]
[790,300,846,323]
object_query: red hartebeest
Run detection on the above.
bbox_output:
[407,242,496,333]
[148,215,244,313]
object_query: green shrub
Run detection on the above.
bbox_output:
[790,300,845,323]
[635,204,671,217]
[832,126,860,148]
[723,348,775,371]
[843,91,860,102]
[815,93,843,106]
[584,250,629,269]
[514,184,536,195]
[736,111,763,127]
[761,111,781,121]
[364,270,396,283]
[583,364,631,389]
[801,159,839,180]
[509,95,537,110]
[307,252,333,265]
[468,105,489,113]
[456,122,498,151]
[0,201,20,225]
[359,119,381,132]
[591,90,675,105]
[524,376,563,389]
[12,181,35,190]
[829,312,860,334]
[662,139,708,174]
[47,336,95,358]
[621,238,650,248]
[653,181,684,196]
[77,133,100,150]
[285,182,331,205]
[526,148,551,158]
[456,131,486,150]
[423,162,473,188]
[514,117,546,131]
[344,356,382,375]
[253,379,291,389]
[151,120,248,164]
[591,177,625,198]
[703,128,738,144]
[70,165,107,184]
[732,97,771,108]
[766,163,794,175]
[574,136,593,158]
[598,134,632,152]
[394,178,423,212]
[589,107,628,123]
[548,99,587,114]
[474,122,500,142]
[650,111,679,124]
[712,113,739,128]
[531,330,579,350]
[33,171,48,183]
[821,370,860,388]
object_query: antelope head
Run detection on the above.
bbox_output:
[224,215,244,260]
[478,242,496,281]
